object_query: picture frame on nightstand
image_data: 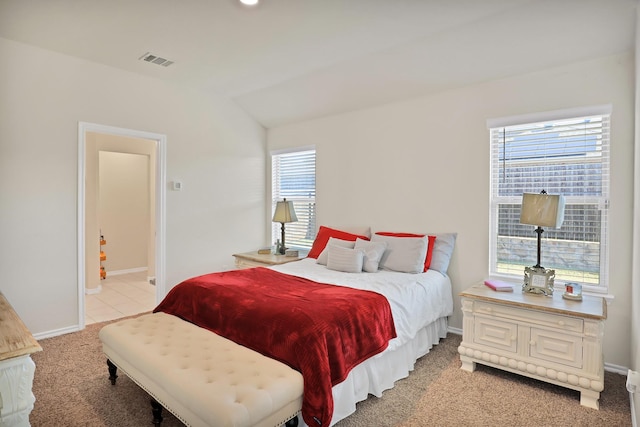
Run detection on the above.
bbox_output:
[522,266,555,296]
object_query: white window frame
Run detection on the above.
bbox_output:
[487,105,611,294]
[271,147,316,250]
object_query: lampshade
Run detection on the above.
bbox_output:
[272,199,298,223]
[520,192,565,229]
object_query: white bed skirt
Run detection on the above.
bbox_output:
[299,316,449,427]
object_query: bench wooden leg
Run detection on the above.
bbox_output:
[151,398,163,425]
[106,359,118,385]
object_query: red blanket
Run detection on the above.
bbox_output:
[154,267,396,427]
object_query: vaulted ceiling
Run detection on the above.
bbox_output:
[0,0,635,128]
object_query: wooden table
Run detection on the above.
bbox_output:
[0,292,42,426]
[232,251,303,269]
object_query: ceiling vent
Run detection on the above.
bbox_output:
[139,52,174,67]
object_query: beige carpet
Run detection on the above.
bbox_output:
[30,317,631,427]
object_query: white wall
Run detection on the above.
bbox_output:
[99,151,149,272]
[0,37,267,336]
[268,52,634,369]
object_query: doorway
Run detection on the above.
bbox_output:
[78,122,166,329]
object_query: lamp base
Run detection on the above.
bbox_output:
[278,222,287,255]
[522,266,555,296]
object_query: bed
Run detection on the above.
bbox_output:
[103,227,455,427]
[268,257,454,426]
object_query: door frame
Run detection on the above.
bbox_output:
[77,122,166,329]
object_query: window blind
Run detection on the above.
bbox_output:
[489,113,610,291]
[271,149,316,249]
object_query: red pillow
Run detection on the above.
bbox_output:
[307,226,370,259]
[375,232,436,272]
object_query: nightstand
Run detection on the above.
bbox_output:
[232,251,302,269]
[458,282,607,409]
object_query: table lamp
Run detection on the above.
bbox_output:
[519,190,565,295]
[272,198,298,255]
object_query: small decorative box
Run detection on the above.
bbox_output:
[285,249,299,257]
[563,283,583,301]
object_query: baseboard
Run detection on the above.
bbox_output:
[108,267,148,276]
[447,326,462,335]
[33,325,81,341]
[606,362,631,375]
[85,285,102,295]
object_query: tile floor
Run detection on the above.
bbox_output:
[85,270,157,325]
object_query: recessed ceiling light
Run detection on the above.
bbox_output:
[240,0,259,5]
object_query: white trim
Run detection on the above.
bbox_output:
[487,112,610,292]
[85,285,102,295]
[77,124,86,330]
[33,325,81,341]
[157,134,167,301]
[269,145,315,156]
[486,104,612,129]
[270,148,316,250]
[77,122,167,331]
[605,362,632,376]
[447,326,462,336]
[107,267,148,276]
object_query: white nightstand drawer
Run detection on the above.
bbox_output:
[530,327,583,369]
[474,301,583,333]
[473,316,518,353]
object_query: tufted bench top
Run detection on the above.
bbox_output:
[99,312,303,427]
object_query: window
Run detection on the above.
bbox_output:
[271,148,316,250]
[488,107,610,292]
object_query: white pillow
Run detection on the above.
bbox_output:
[326,245,364,273]
[316,237,356,265]
[371,234,429,274]
[429,233,457,275]
[354,238,387,272]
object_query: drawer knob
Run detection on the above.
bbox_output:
[558,321,565,326]
[529,340,536,346]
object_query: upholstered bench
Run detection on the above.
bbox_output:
[98,312,304,427]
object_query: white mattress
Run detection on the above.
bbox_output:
[270,258,454,425]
